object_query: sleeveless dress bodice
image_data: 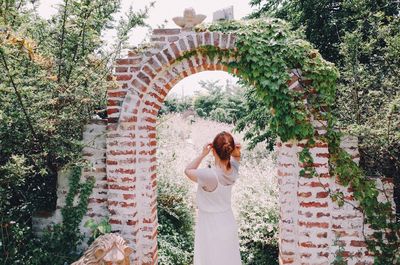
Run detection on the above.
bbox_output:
[196,167,233,213]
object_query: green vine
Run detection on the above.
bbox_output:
[61,164,95,252]
[33,164,95,264]
[187,18,399,264]
[176,45,233,63]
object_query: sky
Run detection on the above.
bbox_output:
[37,0,256,97]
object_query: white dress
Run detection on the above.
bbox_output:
[193,160,242,265]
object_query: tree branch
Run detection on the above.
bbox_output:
[0,49,38,142]
[57,0,69,83]
[65,1,93,83]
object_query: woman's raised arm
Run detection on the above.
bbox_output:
[184,143,212,183]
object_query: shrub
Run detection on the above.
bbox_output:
[156,115,196,264]
[232,143,279,265]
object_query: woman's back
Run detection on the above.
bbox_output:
[196,159,239,213]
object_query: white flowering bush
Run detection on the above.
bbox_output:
[232,144,279,264]
[156,114,279,265]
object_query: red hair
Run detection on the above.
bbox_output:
[212,131,235,170]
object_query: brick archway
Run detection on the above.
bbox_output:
[106,28,373,265]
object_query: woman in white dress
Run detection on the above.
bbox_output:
[184,131,242,265]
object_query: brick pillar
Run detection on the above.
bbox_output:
[277,138,332,264]
[297,139,332,263]
[329,135,374,265]
[277,140,301,264]
[80,118,109,244]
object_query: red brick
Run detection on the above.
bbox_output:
[152,29,180,35]
[155,53,167,65]
[162,48,174,63]
[282,258,294,264]
[298,192,312,198]
[109,219,122,224]
[107,108,119,116]
[300,242,316,248]
[300,201,328,208]
[142,65,156,79]
[116,74,132,81]
[298,221,329,228]
[187,35,195,49]
[204,32,211,45]
[170,43,181,58]
[213,32,220,46]
[115,66,128,73]
[196,33,203,46]
[108,91,127,98]
[316,191,329,198]
[316,212,330,218]
[107,99,122,107]
[137,72,151,86]
[350,240,367,247]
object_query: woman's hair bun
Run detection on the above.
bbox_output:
[221,143,234,157]
[212,131,235,161]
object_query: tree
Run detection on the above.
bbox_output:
[192,79,247,124]
[248,0,399,62]
[0,0,148,263]
[247,0,400,219]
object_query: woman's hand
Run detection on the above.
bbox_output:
[201,143,212,158]
[184,143,212,183]
[231,143,241,158]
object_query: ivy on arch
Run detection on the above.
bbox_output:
[175,18,398,264]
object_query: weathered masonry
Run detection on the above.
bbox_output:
[34,20,395,265]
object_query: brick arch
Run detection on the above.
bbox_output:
[107,28,374,265]
[108,32,241,264]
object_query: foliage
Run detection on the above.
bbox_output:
[156,116,196,265]
[0,0,147,263]
[327,129,400,264]
[160,79,248,125]
[157,177,195,265]
[159,97,193,115]
[235,88,276,151]
[0,155,33,226]
[29,165,95,265]
[84,218,112,245]
[0,165,94,265]
[248,1,400,262]
[248,0,398,63]
[336,13,400,183]
[233,145,279,265]
[332,238,348,265]
[248,0,400,217]
[196,18,338,142]
[193,80,247,124]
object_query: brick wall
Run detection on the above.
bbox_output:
[33,117,108,249]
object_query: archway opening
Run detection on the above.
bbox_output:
[155,71,279,265]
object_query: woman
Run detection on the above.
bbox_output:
[184,131,242,265]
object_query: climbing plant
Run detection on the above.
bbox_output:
[191,18,399,264]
